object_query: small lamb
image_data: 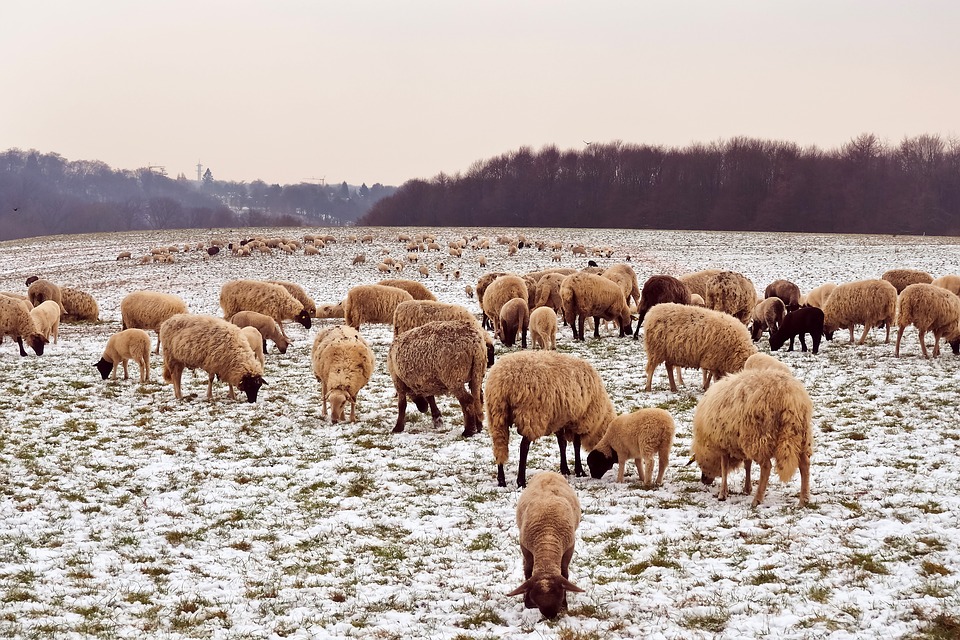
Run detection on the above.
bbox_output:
[94,328,151,382]
[586,408,675,485]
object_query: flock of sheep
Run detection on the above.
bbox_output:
[3,229,959,620]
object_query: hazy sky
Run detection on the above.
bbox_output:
[3,1,958,187]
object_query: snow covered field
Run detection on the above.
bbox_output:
[0,227,958,639]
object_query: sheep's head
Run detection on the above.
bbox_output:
[94,358,114,379]
[327,390,349,423]
[275,335,290,354]
[412,395,430,414]
[25,334,47,356]
[586,449,617,479]
[296,309,312,329]
[618,309,633,337]
[768,330,786,352]
[507,573,584,619]
[237,373,266,403]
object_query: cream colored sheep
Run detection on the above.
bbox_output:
[931,274,960,297]
[220,279,312,339]
[229,310,291,354]
[120,290,189,353]
[267,280,317,317]
[0,292,32,309]
[0,296,46,356]
[465,284,474,299]
[499,297,530,348]
[894,283,960,358]
[391,299,490,358]
[506,471,584,619]
[559,271,632,340]
[159,314,266,402]
[743,352,791,373]
[644,303,756,393]
[377,278,437,301]
[26,279,65,314]
[529,306,557,350]
[240,326,265,366]
[602,263,641,308]
[691,368,813,506]
[749,297,786,341]
[311,325,375,423]
[482,274,528,338]
[704,270,757,324]
[689,293,705,306]
[95,328,151,382]
[586,408,675,485]
[678,268,723,300]
[29,300,60,344]
[487,350,616,487]
[533,272,566,317]
[803,283,837,309]
[821,279,897,344]
[344,284,414,329]
[882,268,933,294]
[60,287,99,322]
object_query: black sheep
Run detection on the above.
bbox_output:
[769,307,825,354]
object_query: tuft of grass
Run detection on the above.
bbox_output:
[681,608,729,633]
[458,607,504,629]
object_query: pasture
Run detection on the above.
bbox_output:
[1,227,959,639]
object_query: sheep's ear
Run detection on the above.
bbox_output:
[260,378,269,386]
[506,579,533,597]
[559,577,585,593]
[685,455,696,466]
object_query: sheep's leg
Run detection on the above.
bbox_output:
[592,316,602,338]
[799,333,808,352]
[122,360,129,380]
[518,436,532,487]
[644,359,658,392]
[718,455,729,501]
[110,362,118,380]
[141,356,149,382]
[392,393,407,433]
[884,321,891,344]
[742,459,753,495]
[752,460,772,507]
[573,433,585,477]
[858,323,874,345]
[521,327,527,349]
[556,433,570,476]
[350,397,357,423]
[798,452,811,506]
[788,335,795,351]
[575,315,585,341]
[656,448,669,485]
[919,330,930,358]
[701,369,712,391]
[665,361,678,393]
[171,367,183,399]
[812,332,821,354]
[643,456,654,485]
[675,367,684,387]
[932,331,942,357]
[16,337,27,357]
[848,326,856,343]
[320,381,328,419]
[454,390,475,437]
[427,396,442,429]
[617,459,627,483]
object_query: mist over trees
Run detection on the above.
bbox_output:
[359,135,960,235]
[0,149,396,241]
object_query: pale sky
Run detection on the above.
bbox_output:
[2,1,958,187]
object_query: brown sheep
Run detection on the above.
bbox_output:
[559,272,632,340]
[633,275,692,337]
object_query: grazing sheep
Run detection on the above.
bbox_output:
[931,274,960,297]
[344,284,414,329]
[586,408,675,485]
[704,270,757,324]
[26,279,65,314]
[882,268,933,294]
[352,254,366,265]
[803,283,837,309]
[0,296,46,356]
[60,287,99,322]
[377,278,437,301]
[602,263,642,308]
[116,251,132,260]
[25,275,40,287]
[487,350,616,487]
[533,272,567,318]
[29,300,61,344]
[506,472,584,619]
[388,319,488,437]
[750,297,787,341]
[691,368,813,506]
[560,271,632,340]
[220,280,312,339]
[743,352,791,373]
[644,303,756,392]
[764,279,801,310]
[159,314,266,403]
[315,302,345,319]
[821,279,897,344]
[267,280,317,318]
[633,275,691,337]
[311,325,375,423]
[499,297,530,348]
[529,306,558,351]
[392,300,495,366]
[678,269,723,300]
[239,327,265,366]
[120,291,189,353]
[476,272,507,329]
[894,283,960,358]
[465,284,474,299]
[95,328,151,382]
[770,307,825,354]
[482,274,528,338]
[229,310,291,354]
[689,293,705,306]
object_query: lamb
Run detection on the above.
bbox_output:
[559,271,632,340]
[159,314,266,402]
[377,278,437,301]
[388,319,488,437]
[29,300,61,344]
[0,296,47,356]
[392,300,495,366]
[763,279,801,310]
[690,368,813,506]
[267,280,317,317]
[499,297,530,348]
[529,306,558,350]
[60,287,99,322]
[678,268,723,300]
[704,270,757,324]
[803,283,837,309]
[94,328,151,382]
[894,283,960,358]
[533,272,567,317]
[481,274,528,338]
[769,306,825,354]
[931,274,960,297]
[239,327,265,366]
[602,263,642,308]
[26,278,65,314]
[120,290,189,353]
[821,279,897,344]
[506,471,584,619]
[644,303,756,393]
[586,408,675,485]
[311,325,375,423]
[633,275,691,337]
[881,268,933,294]
[743,352,792,373]
[344,284,414,329]
[220,279,312,339]
[749,297,787,341]
[487,350,616,487]
[229,310,291,354]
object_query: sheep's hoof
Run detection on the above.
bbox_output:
[392,424,405,433]
[432,417,443,429]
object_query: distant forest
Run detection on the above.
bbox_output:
[0,149,396,241]
[359,135,960,235]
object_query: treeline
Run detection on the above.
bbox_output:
[359,135,960,235]
[0,149,396,241]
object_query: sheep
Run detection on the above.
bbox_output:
[931,274,960,297]
[352,254,366,265]
[704,270,757,324]
[689,293,705,306]
[220,279,312,339]
[60,287,99,322]
[388,319,488,437]
[392,300,495,366]
[481,274,528,338]
[602,263,642,308]
[769,306,825,354]
[894,283,960,358]
[529,306,558,350]
[476,271,507,328]
[159,314,266,402]
[0,292,31,309]
[559,271,632,340]
[377,278,437,301]
[633,275,691,337]
[882,268,933,294]
[743,352,791,373]
[315,302,345,319]
[116,251,132,260]
[229,310,291,354]
[267,280,317,317]
[533,272,566,317]
[506,471,584,619]
[94,328,151,382]
[311,325,375,423]
[0,296,47,356]
[465,284,474,299]
[26,278,65,314]
[764,279,801,310]
[690,368,813,506]
[487,350,616,487]
[644,303,756,393]
[586,408,675,485]
[821,279,897,344]
[25,275,40,287]
[344,284,414,329]
[239,327,265,366]
[120,290,189,353]
[749,297,786,341]
[803,283,837,309]
[678,268,723,300]
[499,297,530,348]
[29,300,61,344]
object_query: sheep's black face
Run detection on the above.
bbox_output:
[238,374,265,403]
[700,473,715,486]
[412,395,430,413]
[529,579,567,619]
[586,450,616,479]
[769,333,785,352]
[28,334,47,356]
[94,358,114,379]
[296,310,312,329]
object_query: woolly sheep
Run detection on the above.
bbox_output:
[159,314,266,403]
[743,352,791,374]
[240,326,265,366]
[392,300,495,365]
[311,325,375,423]
[95,328,151,382]
[315,302,345,319]
[0,292,31,309]
[763,279,801,309]
[749,297,786,341]
[229,310,291,354]
[894,283,960,358]
[529,306,558,350]
[803,283,837,309]
[678,269,723,300]
[644,303,756,393]
[633,275,691,337]
[487,350,616,487]
[882,268,933,294]
[586,408,675,485]
[559,271,632,340]
[267,280,317,317]
[482,274,528,338]
[821,279,897,344]
[26,279,65,314]
[499,297,530,348]
[476,272,507,328]
[691,368,813,506]
[506,471,584,619]
[29,300,60,344]
[602,263,641,308]
[0,296,46,356]
[344,284,414,329]
[704,270,757,324]
[931,274,960,297]
[388,319,488,437]
[60,287,99,322]
[120,290,189,354]
[769,306,825,354]
[533,272,566,317]
[220,279,312,339]
[377,278,437,301]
